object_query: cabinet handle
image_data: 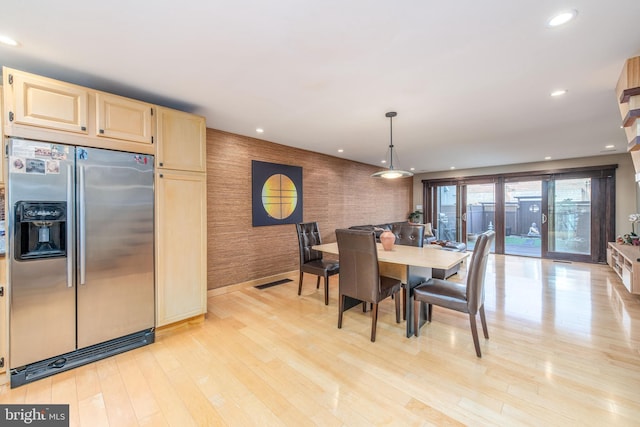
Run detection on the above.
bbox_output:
[159,173,164,178]
[159,162,163,167]
[81,126,86,131]
[99,129,104,134]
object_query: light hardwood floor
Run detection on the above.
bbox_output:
[1,255,640,426]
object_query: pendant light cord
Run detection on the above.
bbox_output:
[388,114,394,170]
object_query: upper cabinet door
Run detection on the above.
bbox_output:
[8,70,89,134]
[156,107,206,172]
[96,93,153,144]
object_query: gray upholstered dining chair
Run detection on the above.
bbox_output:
[412,230,495,357]
[296,222,339,305]
[335,228,402,342]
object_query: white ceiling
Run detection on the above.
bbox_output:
[1,1,639,173]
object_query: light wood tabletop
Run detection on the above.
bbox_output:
[312,242,469,270]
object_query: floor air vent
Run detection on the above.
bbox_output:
[10,329,154,388]
[255,278,293,289]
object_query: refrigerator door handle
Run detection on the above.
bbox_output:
[79,165,87,285]
[66,164,74,288]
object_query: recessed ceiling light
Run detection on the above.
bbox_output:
[450,166,455,170]
[338,149,344,153]
[605,144,615,149]
[545,156,552,160]
[547,10,578,27]
[0,34,19,47]
[550,89,568,97]
[256,128,264,133]
[381,160,387,164]
[410,167,415,171]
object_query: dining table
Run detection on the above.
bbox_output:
[312,241,470,337]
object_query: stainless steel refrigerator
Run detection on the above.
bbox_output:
[7,138,155,387]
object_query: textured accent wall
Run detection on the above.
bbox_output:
[207,128,413,289]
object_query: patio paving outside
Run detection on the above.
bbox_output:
[468,235,541,257]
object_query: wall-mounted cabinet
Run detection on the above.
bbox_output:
[607,242,640,294]
[156,107,206,172]
[2,67,154,155]
[96,93,153,144]
[4,70,88,134]
[155,170,207,326]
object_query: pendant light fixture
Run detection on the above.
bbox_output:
[371,111,413,179]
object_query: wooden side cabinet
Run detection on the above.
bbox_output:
[3,68,89,134]
[0,258,5,381]
[96,92,153,144]
[155,170,207,326]
[0,89,4,183]
[607,242,640,294]
[156,107,206,172]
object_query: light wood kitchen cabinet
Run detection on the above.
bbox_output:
[156,107,206,172]
[155,170,207,326]
[0,89,5,381]
[3,67,154,155]
[96,92,153,144]
[0,89,3,183]
[0,258,5,380]
[3,68,89,134]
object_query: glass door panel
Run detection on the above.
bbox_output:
[436,185,457,241]
[504,180,542,257]
[466,183,495,251]
[547,178,591,256]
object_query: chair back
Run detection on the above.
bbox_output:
[335,229,380,303]
[391,223,425,247]
[466,230,495,314]
[296,222,324,265]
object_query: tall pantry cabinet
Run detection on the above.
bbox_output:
[155,107,207,326]
[0,88,5,378]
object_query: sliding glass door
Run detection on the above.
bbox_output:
[504,180,542,257]
[545,178,592,260]
[465,183,496,251]
[435,185,458,241]
[423,165,615,263]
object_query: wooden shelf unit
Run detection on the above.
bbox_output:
[607,242,640,294]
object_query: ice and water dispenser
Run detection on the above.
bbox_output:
[14,201,67,260]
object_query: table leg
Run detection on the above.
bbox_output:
[404,265,432,337]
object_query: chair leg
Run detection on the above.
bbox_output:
[338,295,345,329]
[394,291,401,323]
[370,303,379,342]
[479,305,489,339]
[298,271,304,296]
[427,304,432,322]
[323,275,329,305]
[402,287,407,320]
[413,299,421,337]
[469,313,482,357]
[316,276,321,289]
